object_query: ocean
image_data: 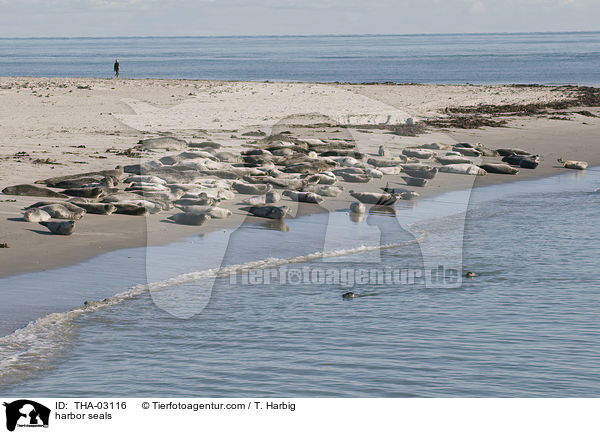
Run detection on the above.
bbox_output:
[0,32,599,85]
[1,169,599,397]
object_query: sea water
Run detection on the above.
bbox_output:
[1,32,599,85]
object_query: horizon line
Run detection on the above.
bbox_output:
[1,30,599,40]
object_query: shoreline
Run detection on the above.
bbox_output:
[1,78,599,279]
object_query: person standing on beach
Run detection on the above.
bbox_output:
[114,59,120,78]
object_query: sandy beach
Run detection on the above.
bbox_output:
[1,77,599,277]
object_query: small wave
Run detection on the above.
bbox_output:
[0,234,425,387]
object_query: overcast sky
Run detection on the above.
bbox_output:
[0,0,597,37]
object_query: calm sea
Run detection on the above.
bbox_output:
[0,32,599,84]
[1,169,599,397]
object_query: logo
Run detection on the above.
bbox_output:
[3,401,50,432]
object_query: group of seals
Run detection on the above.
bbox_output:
[3,134,571,236]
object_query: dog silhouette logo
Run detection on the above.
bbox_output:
[3,400,50,432]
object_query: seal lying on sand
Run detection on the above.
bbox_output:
[124,175,167,185]
[402,148,435,159]
[439,164,487,176]
[39,220,75,235]
[479,163,519,175]
[301,185,343,197]
[402,176,427,187]
[37,167,123,187]
[112,203,149,216]
[436,155,472,165]
[382,186,420,199]
[283,190,324,204]
[452,146,482,157]
[337,172,371,183]
[40,204,86,220]
[168,212,211,226]
[24,208,51,222]
[558,158,588,170]
[2,184,68,198]
[138,136,187,151]
[367,157,407,167]
[233,181,271,195]
[176,206,231,219]
[245,205,291,220]
[61,187,105,198]
[50,176,110,189]
[350,191,399,206]
[502,153,540,169]
[496,148,530,157]
[70,202,116,215]
[402,165,438,180]
[305,172,337,185]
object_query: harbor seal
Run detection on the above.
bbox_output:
[70,202,116,215]
[502,153,539,168]
[40,204,86,220]
[320,150,364,159]
[168,212,211,226]
[342,292,357,299]
[24,208,51,222]
[37,167,123,186]
[138,136,187,150]
[558,158,588,170]
[452,146,483,157]
[496,148,530,157]
[435,155,472,165]
[479,163,519,175]
[188,141,221,150]
[176,206,231,219]
[61,187,105,198]
[367,157,406,167]
[377,167,400,175]
[124,175,167,185]
[49,176,107,189]
[402,176,428,187]
[282,190,324,204]
[350,191,399,206]
[265,191,281,203]
[174,197,218,207]
[39,220,75,235]
[112,203,149,216]
[402,148,435,159]
[246,205,291,220]
[439,164,487,176]
[349,202,366,214]
[2,184,68,198]
[232,181,271,195]
[401,165,438,179]
[382,186,420,199]
[305,172,337,185]
[243,195,267,206]
[337,172,371,183]
[301,185,343,197]
[412,142,450,150]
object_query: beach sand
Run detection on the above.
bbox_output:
[1,77,599,277]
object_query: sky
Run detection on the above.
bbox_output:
[0,0,597,37]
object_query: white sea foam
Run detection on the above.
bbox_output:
[0,234,424,386]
